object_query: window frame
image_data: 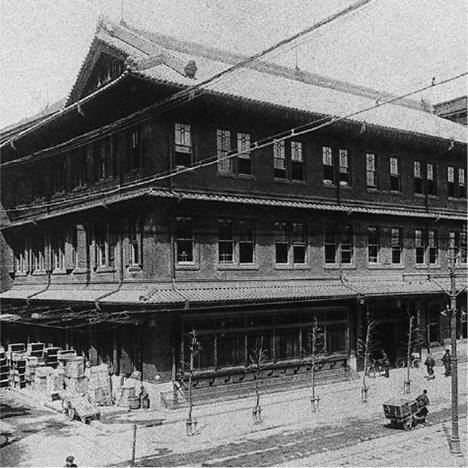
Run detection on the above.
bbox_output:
[414,160,423,195]
[176,217,195,264]
[237,132,252,176]
[322,146,335,185]
[339,148,350,186]
[273,140,287,180]
[368,226,380,264]
[391,227,402,264]
[390,157,400,192]
[218,219,256,266]
[217,129,233,174]
[366,153,377,189]
[174,123,193,167]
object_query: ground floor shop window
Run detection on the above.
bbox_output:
[182,309,348,372]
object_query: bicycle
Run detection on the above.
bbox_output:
[365,358,385,378]
[396,355,421,369]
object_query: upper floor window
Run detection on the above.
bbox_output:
[428,230,438,265]
[129,218,143,267]
[450,229,468,264]
[391,228,402,264]
[15,236,30,274]
[52,232,66,271]
[71,147,88,188]
[415,229,425,264]
[273,140,286,179]
[32,236,46,273]
[94,224,115,269]
[217,129,232,174]
[176,217,194,263]
[427,163,436,196]
[339,149,350,186]
[128,127,144,171]
[368,226,380,263]
[414,161,423,194]
[237,133,252,176]
[274,222,307,265]
[94,136,114,181]
[324,224,353,264]
[366,153,377,189]
[291,141,304,182]
[446,165,465,198]
[459,168,467,199]
[323,146,334,185]
[52,155,67,194]
[390,157,400,191]
[175,123,192,167]
[218,219,255,265]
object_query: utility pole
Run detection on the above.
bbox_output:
[447,244,461,455]
[429,241,464,455]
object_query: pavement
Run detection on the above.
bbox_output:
[1,361,467,467]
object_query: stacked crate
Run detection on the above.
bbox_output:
[64,356,87,394]
[47,368,65,395]
[10,357,26,388]
[27,342,45,359]
[34,366,54,393]
[88,364,113,405]
[25,356,40,386]
[6,343,26,363]
[0,346,9,388]
[45,347,59,368]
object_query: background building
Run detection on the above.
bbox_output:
[1,19,466,405]
[434,96,468,126]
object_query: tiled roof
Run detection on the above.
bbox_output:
[1,276,462,308]
[3,187,465,230]
[108,21,467,144]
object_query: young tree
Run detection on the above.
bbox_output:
[357,309,378,402]
[303,317,325,412]
[249,336,268,424]
[401,312,426,393]
[181,329,201,436]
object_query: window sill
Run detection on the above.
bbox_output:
[95,266,116,274]
[52,269,67,276]
[175,264,199,271]
[32,271,47,276]
[390,191,403,196]
[73,267,89,275]
[323,264,356,270]
[14,272,28,277]
[238,173,255,180]
[218,264,259,270]
[414,193,425,197]
[128,265,142,272]
[366,187,379,192]
[217,171,236,178]
[274,264,310,270]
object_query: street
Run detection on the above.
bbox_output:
[1,364,467,467]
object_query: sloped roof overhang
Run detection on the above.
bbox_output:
[2,186,466,231]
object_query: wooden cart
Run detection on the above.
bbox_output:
[61,393,100,424]
[383,398,419,430]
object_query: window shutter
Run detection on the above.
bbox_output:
[44,235,51,271]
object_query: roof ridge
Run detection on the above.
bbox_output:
[118,20,426,112]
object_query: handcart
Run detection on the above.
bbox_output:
[61,392,101,424]
[383,398,419,430]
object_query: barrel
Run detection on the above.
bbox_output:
[129,396,140,410]
[66,357,85,378]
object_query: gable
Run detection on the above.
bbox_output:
[67,40,127,105]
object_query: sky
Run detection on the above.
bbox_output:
[0,0,466,130]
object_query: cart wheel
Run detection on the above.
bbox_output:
[67,407,75,421]
[396,358,405,369]
[403,419,412,431]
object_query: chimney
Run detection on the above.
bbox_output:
[184,60,197,79]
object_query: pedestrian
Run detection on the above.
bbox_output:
[415,389,429,423]
[139,385,150,409]
[64,455,77,467]
[441,349,451,376]
[382,350,390,378]
[424,352,435,379]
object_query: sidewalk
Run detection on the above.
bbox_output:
[3,364,467,467]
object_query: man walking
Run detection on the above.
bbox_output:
[441,349,451,376]
[424,352,435,379]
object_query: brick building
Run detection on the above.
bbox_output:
[1,20,466,404]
